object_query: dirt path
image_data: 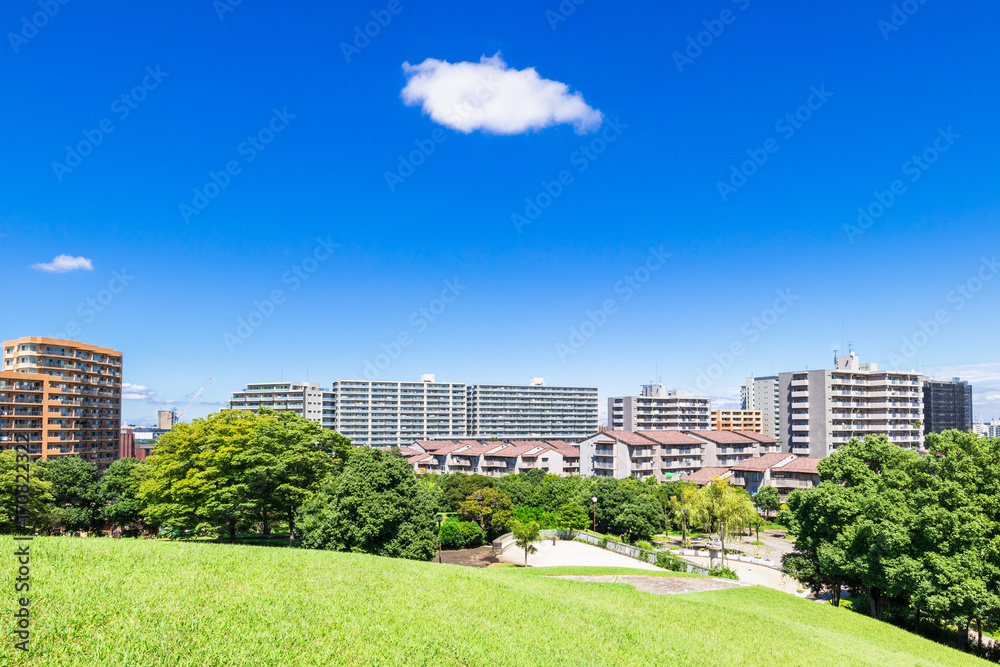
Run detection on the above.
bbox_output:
[551,574,749,595]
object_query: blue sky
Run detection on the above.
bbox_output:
[2,0,999,425]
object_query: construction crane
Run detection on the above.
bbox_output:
[177,378,212,421]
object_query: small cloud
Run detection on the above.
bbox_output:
[401,53,603,135]
[32,254,94,273]
[123,383,157,401]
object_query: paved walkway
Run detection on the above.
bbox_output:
[553,574,749,595]
[683,554,800,593]
[498,539,660,570]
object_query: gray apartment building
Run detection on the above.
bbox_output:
[741,375,781,438]
[466,378,598,440]
[778,352,924,458]
[228,382,330,427]
[607,384,711,431]
[922,378,973,434]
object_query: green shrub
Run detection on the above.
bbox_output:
[439,518,487,550]
[709,565,739,581]
[635,540,655,552]
[655,551,686,572]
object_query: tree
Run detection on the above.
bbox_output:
[556,503,588,538]
[701,478,756,565]
[753,486,780,518]
[240,408,351,546]
[441,474,494,512]
[459,488,514,539]
[138,409,349,543]
[41,455,100,533]
[0,450,53,534]
[296,447,437,560]
[98,458,146,533]
[666,483,704,546]
[512,520,541,566]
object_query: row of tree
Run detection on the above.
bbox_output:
[782,432,1000,656]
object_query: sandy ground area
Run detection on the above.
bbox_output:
[499,539,660,570]
[552,574,749,595]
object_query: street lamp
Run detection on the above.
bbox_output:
[591,496,598,533]
[436,514,443,563]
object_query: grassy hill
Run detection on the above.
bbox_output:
[1,538,986,666]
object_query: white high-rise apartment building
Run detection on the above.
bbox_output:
[742,376,781,438]
[466,378,598,440]
[778,353,924,458]
[230,375,597,446]
[229,382,330,427]
[607,384,711,431]
[329,375,467,447]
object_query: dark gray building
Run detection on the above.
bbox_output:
[923,378,973,434]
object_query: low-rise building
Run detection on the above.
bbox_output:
[727,453,821,500]
[577,429,781,482]
[405,439,581,477]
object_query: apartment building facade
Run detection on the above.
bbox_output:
[330,376,468,447]
[690,452,821,501]
[405,439,581,477]
[466,378,597,440]
[711,409,763,433]
[608,384,711,431]
[229,375,596,447]
[923,378,973,434]
[741,375,781,438]
[1,337,123,471]
[779,352,924,458]
[229,382,329,426]
[577,429,780,482]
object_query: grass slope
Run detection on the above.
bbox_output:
[0,538,986,666]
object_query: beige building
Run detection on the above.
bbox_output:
[688,452,822,502]
[156,410,176,430]
[608,384,711,431]
[1,337,123,471]
[577,429,781,482]
[711,409,763,433]
[404,439,580,477]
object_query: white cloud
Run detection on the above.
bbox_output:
[401,53,603,135]
[123,383,156,401]
[31,254,94,273]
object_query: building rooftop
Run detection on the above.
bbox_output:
[684,467,733,485]
[635,430,703,446]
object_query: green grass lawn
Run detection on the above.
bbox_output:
[1,538,987,666]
